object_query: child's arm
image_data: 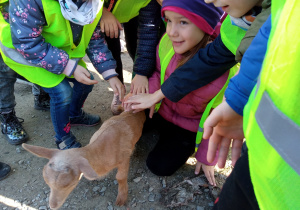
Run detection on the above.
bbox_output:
[86,26,125,99]
[100,7,123,38]
[161,35,236,102]
[130,0,161,94]
[9,0,70,76]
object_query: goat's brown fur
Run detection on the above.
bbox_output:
[22,111,146,209]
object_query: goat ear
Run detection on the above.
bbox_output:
[78,157,98,180]
[22,143,57,159]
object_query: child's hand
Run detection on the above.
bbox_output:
[108,76,126,100]
[122,93,133,112]
[195,161,216,186]
[130,75,149,95]
[73,65,98,85]
[100,8,123,38]
[204,101,244,168]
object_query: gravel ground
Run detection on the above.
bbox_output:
[0,52,232,210]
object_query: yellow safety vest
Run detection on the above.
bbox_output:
[157,33,238,151]
[244,0,300,209]
[220,16,247,55]
[105,0,151,23]
[0,0,103,87]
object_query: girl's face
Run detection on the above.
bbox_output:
[204,0,262,18]
[165,11,205,55]
[156,0,163,6]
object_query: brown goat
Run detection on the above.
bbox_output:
[22,111,146,209]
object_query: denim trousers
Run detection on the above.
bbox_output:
[0,55,16,113]
[42,76,94,141]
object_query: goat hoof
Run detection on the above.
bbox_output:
[115,196,127,206]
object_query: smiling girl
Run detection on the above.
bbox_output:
[125,0,226,185]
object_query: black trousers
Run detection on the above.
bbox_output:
[105,16,139,83]
[213,149,259,210]
[144,113,196,176]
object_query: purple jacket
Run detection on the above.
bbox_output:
[149,44,228,165]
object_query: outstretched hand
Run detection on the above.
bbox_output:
[73,65,98,85]
[203,101,244,168]
[108,76,126,100]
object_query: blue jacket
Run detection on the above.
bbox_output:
[225,15,271,116]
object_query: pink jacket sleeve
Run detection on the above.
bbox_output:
[148,45,162,94]
[195,139,219,166]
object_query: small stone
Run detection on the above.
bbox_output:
[32,115,35,118]
[162,177,167,188]
[204,189,209,193]
[149,187,154,192]
[107,205,113,210]
[16,147,21,153]
[133,177,142,183]
[208,202,214,207]
[39,206,47,210]
[63,203,69,207]
[18,160,24,165]
[131,202,137,207]
[148,194,155,202]
[100,187,107,193]
[197,206,205,210]
[113,180,118,185]
[93,186,100,192]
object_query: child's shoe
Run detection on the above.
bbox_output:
[56,133,82,150]
[111,94,123,115]
[70,110,101,127]
[0,162,11,181]
[0,110,28,145]
[34,94,50,111]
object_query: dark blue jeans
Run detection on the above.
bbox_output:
[43,76,94,141]
[0,55,16,113]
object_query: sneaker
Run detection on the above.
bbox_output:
[56,133,81,150]
[111,94,124,115]
[34,94,50,111]
[0,162,11,181]
[70,110,101,127]
[0,110,28,145]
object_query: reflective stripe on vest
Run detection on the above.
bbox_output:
[220,16,246,55]
[157,33,239,151]
[0,0,103,88]
[107,0,151,23]
[244,0,300,209]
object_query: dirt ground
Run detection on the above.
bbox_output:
[0,52,232,210]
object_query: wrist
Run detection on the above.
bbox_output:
[153,89,165,103]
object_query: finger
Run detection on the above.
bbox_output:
[203,109,223,139]
[109,24,116,38]
[81,77,98,85]
[149,106,155,118]
[104,23,110,37]
[113,24,119,38]
[194,162,202,175]
[100,21,105,33]
[217,137,231,168]
[117,21,123,30]
[209,170,216,186]
[207,131,222,163]
[204,168,213,186]
[132,108,143,113]
[231,139,243,167]
[145,86,149,94]
[130,83,134,93]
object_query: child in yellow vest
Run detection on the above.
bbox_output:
[0,0,125,149]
